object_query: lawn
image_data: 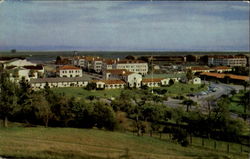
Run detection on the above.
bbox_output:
[153,83,208,96]
[229,92,247,114]
[52,87,123,99]
[51,83,208,100]
[0,127,248,159]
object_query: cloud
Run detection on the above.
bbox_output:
[0,1,249,51]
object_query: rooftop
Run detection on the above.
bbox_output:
[94,79,126,85]
[200,72,249,81]
[142,78,164,83]
[58,65,81,70]
[144,73,185,79]
[116,60,146,64]
[106,69,134,76]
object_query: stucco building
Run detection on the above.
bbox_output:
[57,65,82,77]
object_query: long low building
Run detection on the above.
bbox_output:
[94,80,126,89]
[200,72,249,84]
[30,77,89,89]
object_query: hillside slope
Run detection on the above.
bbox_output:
[0,127,248,159]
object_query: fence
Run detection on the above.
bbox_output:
[131,131,250,155]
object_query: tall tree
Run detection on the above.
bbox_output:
[182,99,197,112]
[0,72,18,127]
[186,69,193,82]
[239,91,250,121]
[32,93,53,127]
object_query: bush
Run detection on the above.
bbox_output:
[172,128,189,147]
[85,82,97,90]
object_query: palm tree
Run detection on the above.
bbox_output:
[182,99,197,112]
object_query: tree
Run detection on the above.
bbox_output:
[241,81,249,92]
[182,99,197,112]
[186,69,193,82]
[11,49,16,53]
[85,82,97,90]
[169,79,174,86]
[238,91,250,121]
[0,72,18,127]
[17,77,34,123]
[32,93,53,127]
[92,102,117,130]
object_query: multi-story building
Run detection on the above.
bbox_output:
[103,69,142,88]
[208,55,247,67]
[102,59,116,72]
[112,60,148,75]
[90,57,103,73]
[57,65,82,77]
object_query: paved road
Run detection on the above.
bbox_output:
[165,82,246,112]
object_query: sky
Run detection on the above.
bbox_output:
[0,0,249,51]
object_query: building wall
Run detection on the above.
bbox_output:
[31,81,88,89]
[4,59,36,68]
[208,57,247,67]
[192,77,201,84]
[58,69,82,77]
[126,73,142,88]
[113,63,148,75]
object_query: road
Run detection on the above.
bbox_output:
[165,82,245,112]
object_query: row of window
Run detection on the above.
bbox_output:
[61,70,81,73]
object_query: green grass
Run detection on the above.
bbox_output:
[0,127,248,159]
[229,92,246,114]
[154,83,208,96]
[52,87,123,99]
[51,83,208,100]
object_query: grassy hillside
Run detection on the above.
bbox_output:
[0,127,248,159]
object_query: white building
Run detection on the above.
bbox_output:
[192,77,201,84]
[142,78,170,87]
[103,69,142,88]
[57,65,82,77]
[30,77,88,90]
[208,55,247,67]
[90,57,103,73]
[94,80,126,89]
[112,60,148,75]
[4,60,44,81]
[3,59,36,68]
[102,59,116,72]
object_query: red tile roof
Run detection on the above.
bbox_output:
[200,72,249,81]
[190,66,210,71]
[212,66,231,70]
[200,72,225,78]
[103,59,116,65]
[142,78,164,83]
[106,69,134,75]
[228,74,249,81]
[94,80,126,85]
[58,65,81,70]
[116,60,146,64]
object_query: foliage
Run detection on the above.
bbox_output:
[0,71,19,127]
[172,128,189,147]
[92,102,117,130]
[168,79,174,86]
[186,69,193,81]
[85,82,97,90]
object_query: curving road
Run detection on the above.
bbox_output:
[165,81,245,112]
